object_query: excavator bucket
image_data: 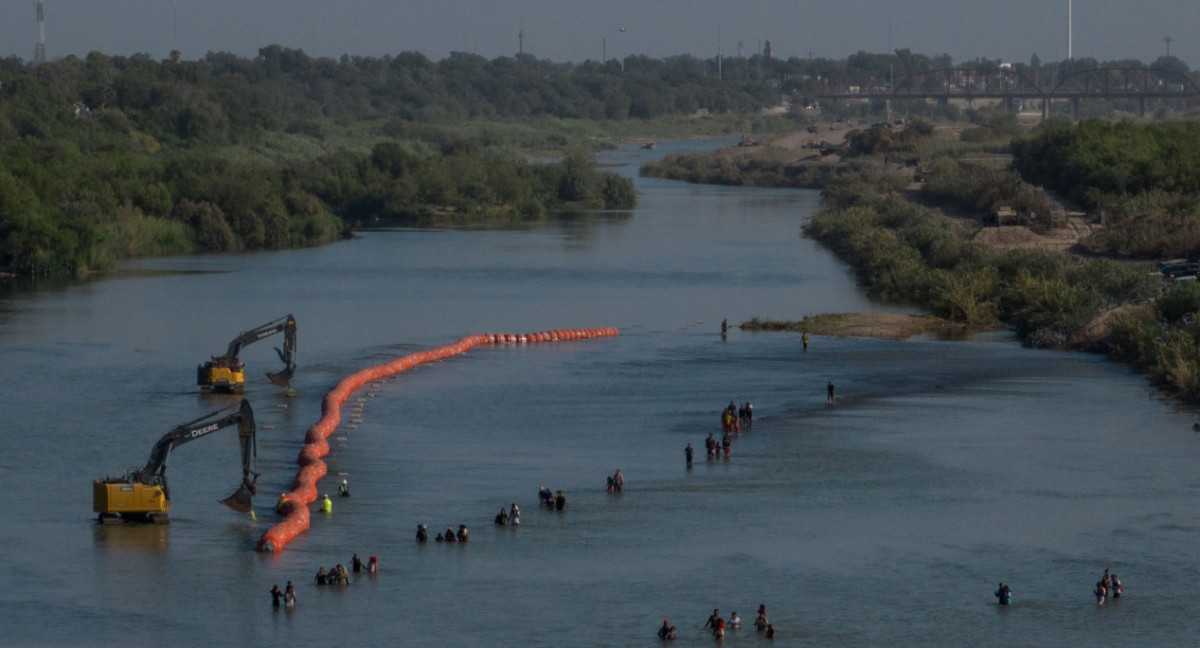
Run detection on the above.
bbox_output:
[266,365,294,388]
[220,481,255,514]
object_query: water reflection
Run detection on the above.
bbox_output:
[91,523,169,554]
[361,209,633,236]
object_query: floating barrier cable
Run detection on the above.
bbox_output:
[257,327,619,552]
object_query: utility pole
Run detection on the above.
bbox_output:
[1067,0,1072,60]
[34,0,45,65]
[460,0,467,53]
[717,20,722,80]
[757,39,762,82]
[619,26,626,72]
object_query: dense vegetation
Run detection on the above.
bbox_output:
[806,171,1159,338]
[1012,119,1200,207]
[1107,282,1200,399]
[0,121,634,276]
[1012,119,1200,258]
[3,43,1197,278]
[919,158,1057,224]
[9,47,812,276]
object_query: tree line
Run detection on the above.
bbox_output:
[1,43,1194,277]
[1012,119,1200,259]
[0,49,647,277]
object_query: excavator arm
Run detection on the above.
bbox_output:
[266,315,298,388]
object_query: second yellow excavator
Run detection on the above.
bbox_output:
[197,315,296,393]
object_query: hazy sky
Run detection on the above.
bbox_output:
[2,1,1197,68]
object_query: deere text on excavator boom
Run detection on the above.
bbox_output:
[197,315,296,393]
[93,399,259,524]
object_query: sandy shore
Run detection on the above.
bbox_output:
[711,125,857,165]
[742,313,973,340]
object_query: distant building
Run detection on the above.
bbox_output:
[763,39,773,59]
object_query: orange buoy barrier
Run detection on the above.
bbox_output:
[257,326,619,552]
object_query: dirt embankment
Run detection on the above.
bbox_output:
[968,220,1096,253]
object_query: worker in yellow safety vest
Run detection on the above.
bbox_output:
[320,494,332,513]
[276,493,290,514]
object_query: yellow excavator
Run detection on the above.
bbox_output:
[197,315,296,393]
[93,399,258,524]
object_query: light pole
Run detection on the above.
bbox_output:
[619,26,626,72]
[1067,0,1072,61]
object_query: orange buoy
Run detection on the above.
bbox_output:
[257,326,620,552]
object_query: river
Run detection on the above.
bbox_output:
[2,138,1198,647]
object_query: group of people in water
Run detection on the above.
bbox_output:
[315,564,350,586]
[412,489,563,548]
[424,524,469,543]
[493,503,521,526]
[270,552,378,608]
[320,480,352,512]
[413,523,470,543]
[1094,568,1124,604]
[539,486,568,510]
[691,400,754,463]
[315,553,377,586]
[605,469,625,493]
[269,581,297,609]
[278,479,352,517]
[995,568,1124,607]
[660,605,772,640]
[702,431,732,460]
[721,400,753,434]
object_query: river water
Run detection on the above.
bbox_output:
[2,139,1198,647]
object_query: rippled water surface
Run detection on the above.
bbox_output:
[2,139,1198,647]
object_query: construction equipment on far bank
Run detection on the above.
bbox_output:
[93,399,259,524]
[197,315,296,393]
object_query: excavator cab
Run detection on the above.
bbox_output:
[198,357,246,394]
